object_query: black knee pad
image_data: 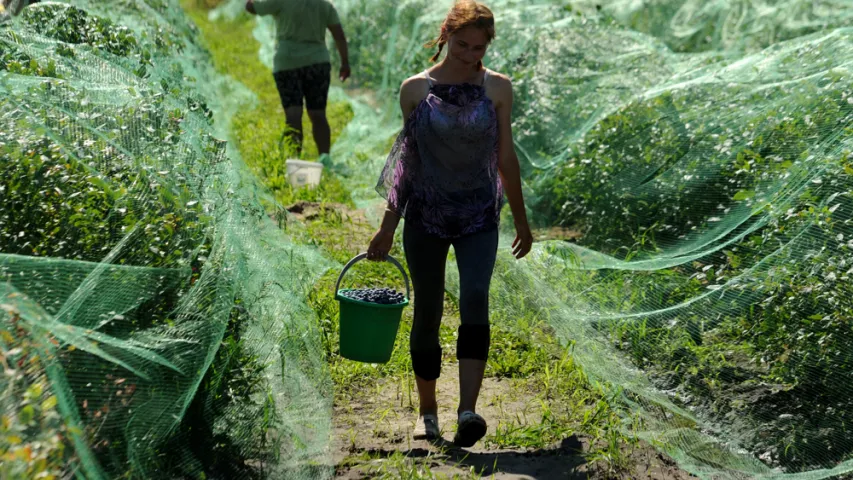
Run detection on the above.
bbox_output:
[411,347,442,380]
[457,324,491,361]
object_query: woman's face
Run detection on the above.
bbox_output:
[447,25,490,66]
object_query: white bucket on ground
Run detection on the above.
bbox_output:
[285,159,323,188]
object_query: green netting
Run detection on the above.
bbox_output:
[5,0,853,479]
[1,1,334,478]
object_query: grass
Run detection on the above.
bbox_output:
[338,450,486,479]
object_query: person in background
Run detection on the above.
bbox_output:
[2,0,39,16]
[367,0,533,448]
[246,0,350,159]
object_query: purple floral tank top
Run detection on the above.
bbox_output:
[375,70,504,239]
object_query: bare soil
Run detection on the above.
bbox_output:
[332,364,694,479]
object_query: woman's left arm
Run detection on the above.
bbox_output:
[493,75,533,259]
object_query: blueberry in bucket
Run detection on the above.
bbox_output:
[341,287,406,305]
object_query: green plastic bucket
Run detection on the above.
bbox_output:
[335,253,411,363]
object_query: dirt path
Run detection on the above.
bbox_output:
[331,361,584,479]
[331,360,693,479]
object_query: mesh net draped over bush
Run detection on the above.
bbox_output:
[4,0,853,478]
[2,1,332,478]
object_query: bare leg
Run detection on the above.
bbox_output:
[415,376,438,416]
[458,359,486,413]
[307,109,331,155]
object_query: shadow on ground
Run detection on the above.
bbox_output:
[346,435,588,479]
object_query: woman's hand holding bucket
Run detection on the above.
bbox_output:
[367,227,394,261]
[367,208,401,261]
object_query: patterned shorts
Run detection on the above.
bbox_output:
[272,62,331,110]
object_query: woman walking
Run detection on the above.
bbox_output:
[367,0,532,448]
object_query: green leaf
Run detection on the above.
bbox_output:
[41,396,58,411]
[730,255,741,269]
[19,405,35,425]
[733,190,755,201]
[25,383,43,401]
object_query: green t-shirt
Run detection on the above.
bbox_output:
[252,0,341,72]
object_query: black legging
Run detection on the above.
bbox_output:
[403,222,499,381]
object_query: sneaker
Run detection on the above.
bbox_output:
[413,413,440,440]
[453,411,487,447]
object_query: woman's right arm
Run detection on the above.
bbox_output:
[400,78,419,120]
[367,79,419,261]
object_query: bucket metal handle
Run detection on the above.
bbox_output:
[334,253,411,300]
